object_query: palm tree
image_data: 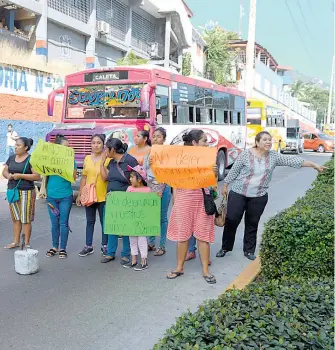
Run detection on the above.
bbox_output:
[290,80,305,99]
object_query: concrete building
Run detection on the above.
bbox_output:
[0,0,193,161]
[0,0,192,71]
[231,40,317,130]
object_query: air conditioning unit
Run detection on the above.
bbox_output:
[97,21,110,35]
[149,42,162,59]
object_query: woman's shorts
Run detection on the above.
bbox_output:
[9,189,36,224]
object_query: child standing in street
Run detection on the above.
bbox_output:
[123,165,152,271]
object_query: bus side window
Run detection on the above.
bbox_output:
[229,111,233,124]
[189,107,194,124]
[215,109,225,124]
[266,117,271,127]
[196,107,201,123]
[224,111,229,124]
[237,111,241,125]
[173,105,194,124]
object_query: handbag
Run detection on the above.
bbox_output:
[80,172,99,207]
[214,195,227,227]
[201,188,218,216]
[6,157,30,204]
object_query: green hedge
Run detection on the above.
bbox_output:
[260,159,334,280]
[154,278,334,350]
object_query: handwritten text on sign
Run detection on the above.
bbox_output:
[151,145,217,189]
[30,139,75,182]
[104,192,161,236]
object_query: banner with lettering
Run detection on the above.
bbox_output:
[151,145,217,189]
[30,139,75,182]
[104,192,161,236]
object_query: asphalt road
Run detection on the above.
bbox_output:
[0,152,331,350]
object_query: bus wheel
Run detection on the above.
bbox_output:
[217,150,226,181]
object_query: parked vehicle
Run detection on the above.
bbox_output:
[46,65,247,188]
[323,123,335,137]
[281,119,304,154]
[303,132,335,153]
[246,99,286,152]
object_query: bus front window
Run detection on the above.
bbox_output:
[247,108,262,125]
[66,84,148,120]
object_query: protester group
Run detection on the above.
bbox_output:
[2,125,325,284]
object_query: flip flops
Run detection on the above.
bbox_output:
[167,271,184,279]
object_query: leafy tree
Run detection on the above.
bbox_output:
[117,51,148,66]
[182,52,192,76]
[300,84,329,125]
[290,80,305,98]
[200,22,239,84]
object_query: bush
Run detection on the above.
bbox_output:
[154,278,334,350]
[260,159,334,280]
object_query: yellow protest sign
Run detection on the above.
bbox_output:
[30,139,75,182]
[151,145,217,189]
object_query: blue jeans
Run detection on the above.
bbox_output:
[148,185,171,248]
[85,201,108,247]
[47,195,73,250]
[107,235,130,259]
[188,234,197,253]
[6,146,15,159]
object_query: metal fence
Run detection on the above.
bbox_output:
[131,11,155,53]
[48,0,90,23]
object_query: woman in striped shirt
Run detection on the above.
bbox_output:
[216,131,326,261]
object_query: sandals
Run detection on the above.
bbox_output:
[203,274,216,284]
[167,271,184,279]
[148,245,156,252]
[154,247,166,256]
[59,250,67,259]
[4,243,19,250]
[46,248,58,257]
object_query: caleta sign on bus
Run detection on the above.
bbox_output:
[0,63,64,99]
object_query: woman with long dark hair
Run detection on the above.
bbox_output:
[128,130,151,166]
[167,129,218,284]
[77,134,110,257]
[40,134,77,258]
[100,138,138,265]
[144,127,172,255]
[216,131,326,261]
[3,137,40,248]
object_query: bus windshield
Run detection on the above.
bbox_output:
[66,84,148,119]
[247,107,262,125]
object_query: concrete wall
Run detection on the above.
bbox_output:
[47,21,86,65]
[95,41,123,67]
[0,120,54,162]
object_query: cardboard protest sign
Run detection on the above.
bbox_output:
[104,192,161,236]
[30,139,75,182]
[151,145,217,189]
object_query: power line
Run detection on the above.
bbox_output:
[284,0,313,65]
[297,0,313,38]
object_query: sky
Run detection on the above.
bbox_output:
[186,0,333,83]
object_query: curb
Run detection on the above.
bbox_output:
[224,256,261,291]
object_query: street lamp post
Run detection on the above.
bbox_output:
[245,0,257,98]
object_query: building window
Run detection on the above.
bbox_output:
[97,0,128,40]
[48,0,90,23]
[131,11,155,53]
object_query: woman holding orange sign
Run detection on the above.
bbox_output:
[166,129,218,284]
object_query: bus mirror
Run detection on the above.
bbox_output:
[48,88,64,116]
[140,83,156,113]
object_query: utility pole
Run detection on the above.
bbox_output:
[239,0,245,39]
[245,0,257,97]
[327,2,335,124]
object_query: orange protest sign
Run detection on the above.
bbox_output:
[151,145,217,189]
